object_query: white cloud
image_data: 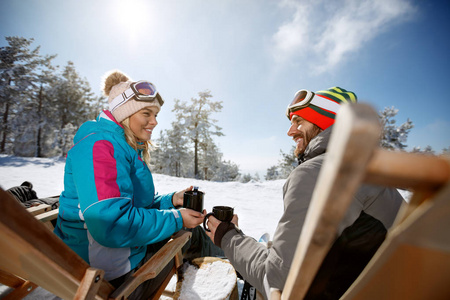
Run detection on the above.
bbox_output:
[271,0,416,74]
[271,0,311,62]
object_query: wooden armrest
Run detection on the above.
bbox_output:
[364,150,450,191]
[35,208,59,223]
[27,204,51,216]
[110,230,192,299]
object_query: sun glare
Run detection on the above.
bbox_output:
[115,0,145,32]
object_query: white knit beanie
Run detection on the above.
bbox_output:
[103,71,161,123]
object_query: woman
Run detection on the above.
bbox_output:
[54,70,205,298]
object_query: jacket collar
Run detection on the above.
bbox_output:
[98,110,123,128]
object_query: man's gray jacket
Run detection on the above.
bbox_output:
[220,126,404,299]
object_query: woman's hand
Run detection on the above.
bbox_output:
[172,186,193,207]
[179,208,205,228]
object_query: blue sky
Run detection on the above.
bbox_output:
[1,0,449,176]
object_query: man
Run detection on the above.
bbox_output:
[205,87,404,299]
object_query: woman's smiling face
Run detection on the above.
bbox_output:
[129,107,158,141]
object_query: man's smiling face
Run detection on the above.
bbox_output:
[287,115,321,157]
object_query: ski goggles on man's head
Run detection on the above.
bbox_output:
[285,89,343,120]
[285,89,315,119]
[109,81,164,113]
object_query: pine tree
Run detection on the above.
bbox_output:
[211,160,240,182]
[0,36,56,154]
[278,146,297,178]
[30,63,58,157]
[173,90,224,179]
[199,136,221,180]
[411,145,435,155]
[379,106,413,150]
[265,165,280,181]
[152,124,192,177]
[240,173,253,183]
[50,61,96,156]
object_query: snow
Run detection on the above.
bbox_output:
[177,260,237,300]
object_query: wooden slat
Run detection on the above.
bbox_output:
[35,208,59,223]
[74,268,105,300]
[26,204,51,216]
[150,264,177,300]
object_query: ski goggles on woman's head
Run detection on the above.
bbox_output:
[285,89,315,119]
[109,81,164,113]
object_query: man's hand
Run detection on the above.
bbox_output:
[172,186,193,207]
[205,214,239,242]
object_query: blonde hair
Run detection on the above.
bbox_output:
[121,118,155,166]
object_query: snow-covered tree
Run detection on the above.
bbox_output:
[411,145,435,155]
[154,92,241,181]
[264,146,297,181]
[239,173,253,183]
[50,61,96,156]
[53,123,77,157]
[211,160,240,182]
[173,90,224,179]
[152,124,192,177]
[0,36,56,154]
[265,165,280,181]
[379,106,413,150]
[411,145,450,155]
[198,136,221,180]
[278,146,297,178]
[0,37,99,157]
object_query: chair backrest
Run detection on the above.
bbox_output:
[273,103,450,300]
[0,187,191,299]
[0,187,114,299]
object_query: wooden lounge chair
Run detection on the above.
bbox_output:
[271,103,450,299]
[0,188,192,299]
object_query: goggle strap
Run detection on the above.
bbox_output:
[109,87,135,112]
[309,95,341,114]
